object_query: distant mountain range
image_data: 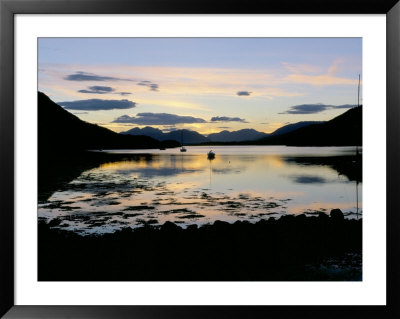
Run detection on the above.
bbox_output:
[38,92,179,155]
[122,127,270,143]
[120,108,361,146]
[122,127,209,144]
[120,122,327,144]
[207,129,268,142]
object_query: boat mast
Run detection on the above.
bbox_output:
[357,74,360,107]
[355,75,361,155]
[356,179,359,219]
[356,74,360,219]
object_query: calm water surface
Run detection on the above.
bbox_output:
[38,146,362,234]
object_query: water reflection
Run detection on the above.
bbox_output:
[283,156,362,182]
[291,175,327,184]
[38,146,362,234]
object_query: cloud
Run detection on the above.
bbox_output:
[78,86,132,96]
[210,116,248,123]
[137,81,159,91]
[282,62,321,74]
[161,126,178,133]
[67,72,158,92]
[58,99,136,111]
[65,71,132,82]
[283,60,358,86]
[328,58,344,75]
[41,65,306,98]
[78,86,115,94]
[237,91,252,96]
[113,113,206,125]
[332,104,356,109]
[136,99,208,111]
[280,103,356,114]
[285,74,357,86]
[150,84,159,91]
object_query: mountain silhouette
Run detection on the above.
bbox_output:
[122,127,209,144]
[164,129,209,144]
[122,123,325,144]
[121,126,165,140]
[38,92,171,154]
[122,127,269,143]
[270,121,325,136]
[207,129,268,142]
[256,106,362,146]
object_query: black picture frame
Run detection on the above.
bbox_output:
[1,0,399,318]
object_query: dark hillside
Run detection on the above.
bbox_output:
[38,92,162,154]
[270,121,325,136]
[207,129,268,142]
[257,106,362,146]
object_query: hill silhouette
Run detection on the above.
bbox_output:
[38,92,176,154]
[122,121,346,145]
[121,126,165,140]
[270,121,325,136]
[257,106,362,146]
[207,129,268,142]
[122,127,209,144]
[165,129,209,144]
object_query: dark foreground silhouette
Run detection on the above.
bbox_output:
[38,211,362,281]
[38,91,180,156]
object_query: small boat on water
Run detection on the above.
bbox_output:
[180,130,187,152]
[207,150,215,159]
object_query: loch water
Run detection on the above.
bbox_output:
[38,145,362,234]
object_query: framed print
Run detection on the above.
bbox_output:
[1,0,400,318]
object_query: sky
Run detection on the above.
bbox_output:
[38,38,362,134]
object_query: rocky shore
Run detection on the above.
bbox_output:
[38,210,362,281]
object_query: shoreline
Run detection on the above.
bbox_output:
[39,211,362,281]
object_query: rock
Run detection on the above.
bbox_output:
[256,219,268,226]
[279,214,295,222]
[296,214,307,220]
[330,209,344,221]
[213,220,230,228]
[186,224,198,231]
[48,218,61,227]
[318,212,329,220]
[161,221,181,232]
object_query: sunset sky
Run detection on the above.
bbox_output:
[38,38,362,134]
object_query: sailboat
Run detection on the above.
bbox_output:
[180,130,187,152]
[207,150,215,159]
[356,74,362,157]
